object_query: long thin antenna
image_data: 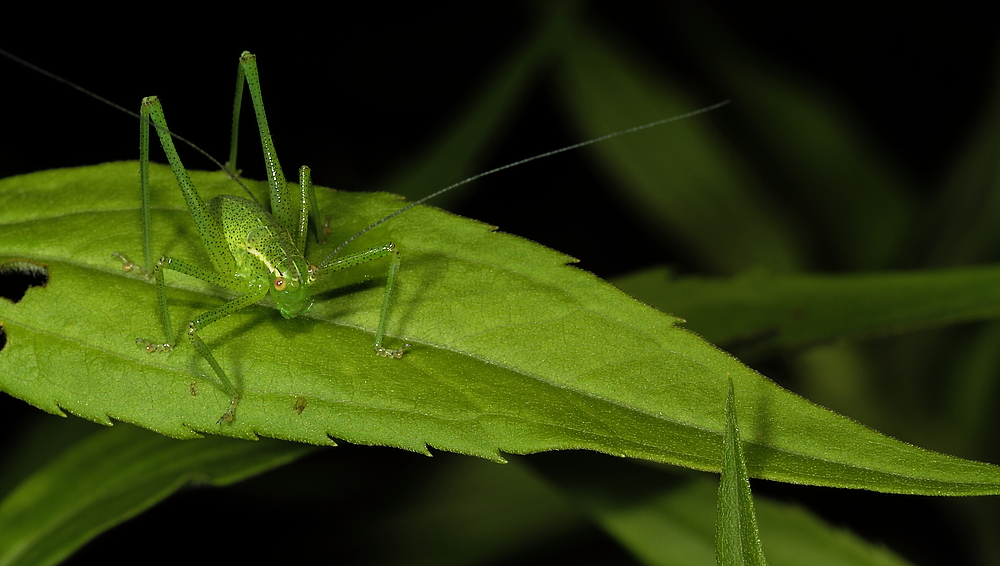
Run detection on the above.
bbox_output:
[320,99,731,267]
[0,48,260,203]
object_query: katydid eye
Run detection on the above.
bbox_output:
[274,277,286,291]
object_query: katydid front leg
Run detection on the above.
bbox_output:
[315,242,412,359]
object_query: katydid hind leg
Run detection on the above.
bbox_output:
[140,96,237,277]
[231,51,312,251]
[136,94,268,420]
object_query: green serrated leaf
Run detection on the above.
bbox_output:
[3,163,1000,495]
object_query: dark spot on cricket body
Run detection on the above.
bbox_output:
[0,260,49,354]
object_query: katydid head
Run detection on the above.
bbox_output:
[270,255,317,318]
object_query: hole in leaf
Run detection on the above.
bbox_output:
[0,323,5,352]
[0,260,49,303]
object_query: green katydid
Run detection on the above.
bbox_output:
[119,52,415,423]
[0,48,727,424]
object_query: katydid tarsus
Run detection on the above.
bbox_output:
[1,49,728,424]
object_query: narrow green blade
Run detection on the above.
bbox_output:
[717,379,768,566]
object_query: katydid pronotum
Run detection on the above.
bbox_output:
[1,49,728,424]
